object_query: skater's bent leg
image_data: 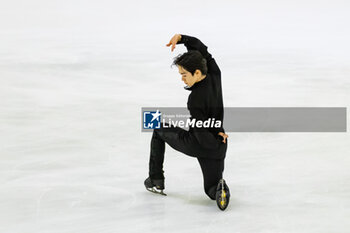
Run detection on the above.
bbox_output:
[149,129,166,179]
[148,123,199,180]
[148,123,195,179]
[197,157,225,200]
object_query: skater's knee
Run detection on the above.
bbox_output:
[153,128,162,138]
[153,123,174,139]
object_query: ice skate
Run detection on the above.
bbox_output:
[216,179,230,210]
[144,177,167,196]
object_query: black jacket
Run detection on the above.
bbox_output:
[177,35,226,155]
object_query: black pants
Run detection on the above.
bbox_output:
[148,124,226,200]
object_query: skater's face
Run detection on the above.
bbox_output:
[178,66,204,87]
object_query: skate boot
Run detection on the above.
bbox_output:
[144,177,166,196]
[216,179,230,210]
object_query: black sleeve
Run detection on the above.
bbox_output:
[188,103,220,150]
[177,34,221,75]
[220,126,225,134]
[210,113,225,136]
[216,125,225,134]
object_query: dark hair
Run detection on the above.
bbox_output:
[171,50,207,75]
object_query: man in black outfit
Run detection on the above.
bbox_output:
[144,34,230,210]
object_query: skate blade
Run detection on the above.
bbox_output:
[217,194,228,210]
[217,182,229,210]
[146,187,167,196]
[220,191,227,208]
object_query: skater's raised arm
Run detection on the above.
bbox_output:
[166,34,221,75]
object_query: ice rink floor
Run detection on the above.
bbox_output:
[1,1,349,233]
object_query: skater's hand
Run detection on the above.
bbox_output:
[218,132,228,144]
[166,34,182,52]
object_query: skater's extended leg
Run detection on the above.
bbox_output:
[197,157,225,200]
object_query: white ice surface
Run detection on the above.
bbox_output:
[0,1,349,233]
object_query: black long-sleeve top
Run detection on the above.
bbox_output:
[177,35,226,154]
